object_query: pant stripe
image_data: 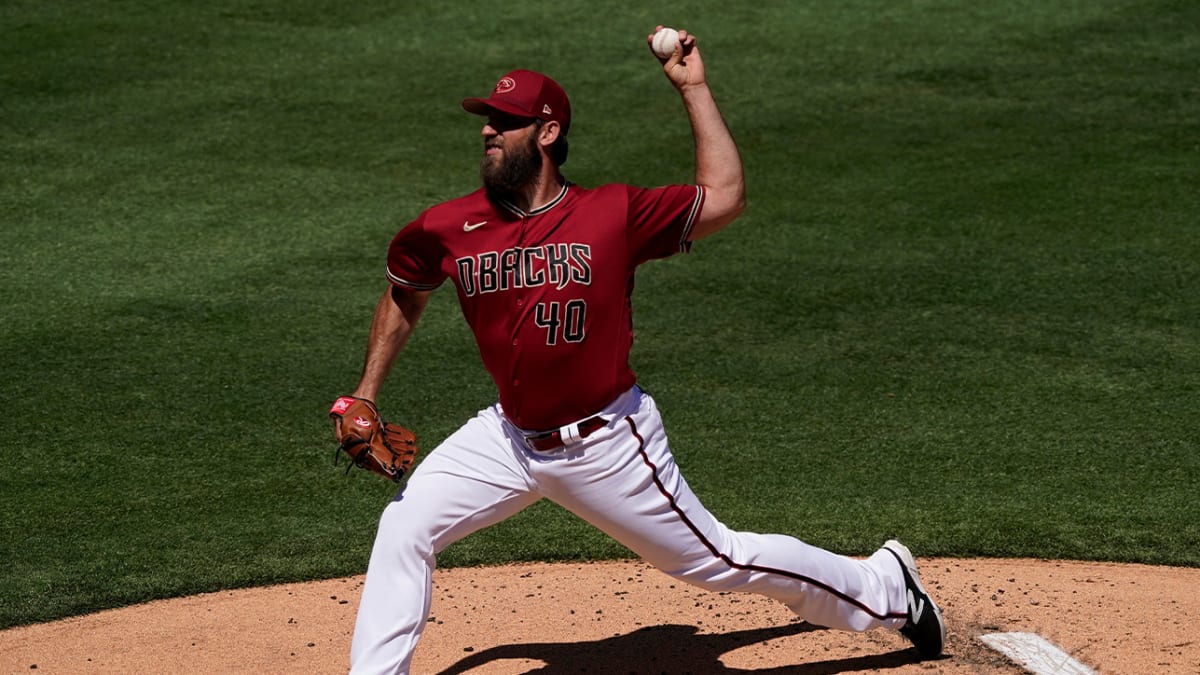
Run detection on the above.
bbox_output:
[623,415,906,622]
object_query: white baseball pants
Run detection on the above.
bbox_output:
[349,387,909,674]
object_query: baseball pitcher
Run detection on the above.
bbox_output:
[332,27,944,674]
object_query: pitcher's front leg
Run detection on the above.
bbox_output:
[350,413,540,675]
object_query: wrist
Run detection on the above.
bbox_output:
[351,387,380,403]
[677,81,711,97]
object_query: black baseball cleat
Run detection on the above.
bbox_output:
[882,539,945,658]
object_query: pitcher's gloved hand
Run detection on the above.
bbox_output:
[329,396,418,482]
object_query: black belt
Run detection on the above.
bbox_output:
[525,416,607,452]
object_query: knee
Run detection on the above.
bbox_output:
[371,501,436,562]
[662,556,745,593]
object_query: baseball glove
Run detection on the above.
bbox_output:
[329,396,418,482]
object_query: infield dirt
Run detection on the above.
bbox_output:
[2,558,1197,673]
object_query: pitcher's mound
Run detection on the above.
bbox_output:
[2,558,1197,673]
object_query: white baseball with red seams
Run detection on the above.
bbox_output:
[652,27,681,58]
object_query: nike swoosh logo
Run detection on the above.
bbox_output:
[463,220,487,232]
[907,589,925,623]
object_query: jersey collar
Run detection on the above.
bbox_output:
[497,181,571,218]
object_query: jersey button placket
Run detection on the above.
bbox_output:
[513,221,527,389]
[511,217,526,394]
[510,321,521,389]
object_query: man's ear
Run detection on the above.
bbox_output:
[538,120,562,147]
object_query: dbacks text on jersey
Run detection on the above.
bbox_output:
[456,243,592,297]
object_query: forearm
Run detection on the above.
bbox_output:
[353,286,430,401]
[654,27,747,240]
[683,83,745,208]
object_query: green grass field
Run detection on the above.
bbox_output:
[2,0,1197,629]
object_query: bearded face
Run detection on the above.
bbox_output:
[480,126,543,201]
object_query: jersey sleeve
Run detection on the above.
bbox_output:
[385,212,446,290]
[624,184,706,264]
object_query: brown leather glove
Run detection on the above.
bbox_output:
[329,396,418,482]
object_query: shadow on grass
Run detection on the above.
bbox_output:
[437,622,925,673]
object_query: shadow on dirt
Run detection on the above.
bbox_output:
[437,622,924,673]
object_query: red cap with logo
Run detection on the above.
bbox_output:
[462,69,572,133]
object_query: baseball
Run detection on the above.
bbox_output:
[651,27,681,59]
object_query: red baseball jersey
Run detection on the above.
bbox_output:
[385,182,705,430]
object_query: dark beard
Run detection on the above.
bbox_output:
[480,133,542,203]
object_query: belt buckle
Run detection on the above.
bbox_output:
[526,430,564,453]
[524,416,605,454]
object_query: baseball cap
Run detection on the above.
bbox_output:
[462,69,571,133]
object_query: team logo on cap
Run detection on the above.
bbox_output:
[495,77,516,94]
[542,104,552,115]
